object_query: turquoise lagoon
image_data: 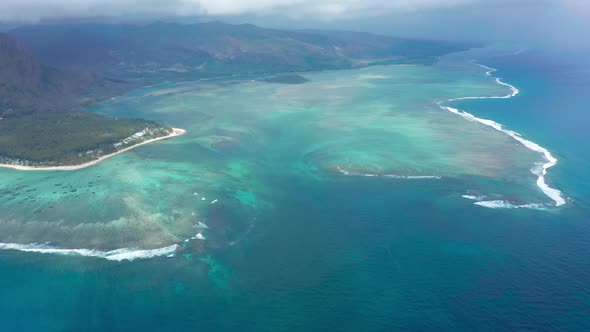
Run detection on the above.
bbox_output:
[0,59,553,252]
[0,52,588,331]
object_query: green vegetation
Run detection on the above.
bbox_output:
[11,22,478,80]
[0,32,170,166]
[0,112,170,165]
[0,23,476,166]
[0,33,134,117]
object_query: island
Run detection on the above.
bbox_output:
[0,32,186,170]
[0,111,185,170]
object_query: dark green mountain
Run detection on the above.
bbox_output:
[0,32,131,116]
[0,22,476,166]
[10,22,476,80]
[0,32,170,166]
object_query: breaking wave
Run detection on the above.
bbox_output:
[337,166,441,179]
[0,242,179,261]
[473,200,546,210]
[440,63,565,209]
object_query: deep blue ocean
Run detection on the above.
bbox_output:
[0,50,589,331]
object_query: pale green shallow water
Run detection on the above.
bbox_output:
[0,62,546,251]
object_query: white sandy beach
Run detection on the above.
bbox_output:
[0,128,186,171]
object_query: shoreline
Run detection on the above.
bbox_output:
[0,128,186,171]
[438,62,566,208]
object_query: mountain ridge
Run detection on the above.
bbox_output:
[0,32,132,116]
[0,32,171,166]
[9,21,477,80]
[0,21,475,165]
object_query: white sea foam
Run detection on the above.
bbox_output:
[383,174,442,179]
[474,200,546,210]
[0,242,179,261]
[336,166,441,180]
[191,232,206,240]
[336,166,351,175]
[451,64,519,100]
[439,63,565,208]
[462,195,485,201]
[211,199,218,204]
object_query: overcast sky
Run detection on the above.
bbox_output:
[0,0,505,21]
[1,0,588,49]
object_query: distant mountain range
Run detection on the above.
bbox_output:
[0,32,130,116]
[9,22,477,80]
[0,32,164,165]
[0,32,61,114]
[0,21,476,165]
[1,21,477,115]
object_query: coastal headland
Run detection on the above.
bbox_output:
[0,128,186,171]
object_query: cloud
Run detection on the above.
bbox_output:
[0,0,482,22]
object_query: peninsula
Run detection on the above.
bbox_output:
[0,22,475,169]
[0,127,185,171]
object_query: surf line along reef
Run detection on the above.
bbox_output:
[438,63,566,209]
